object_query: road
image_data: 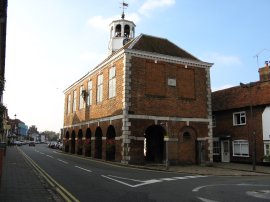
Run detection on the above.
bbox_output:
[20,144,270,202]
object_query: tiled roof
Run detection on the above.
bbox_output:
[212,81,270,111]
[128,34,200,61]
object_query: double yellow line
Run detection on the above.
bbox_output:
[18,147,80,202]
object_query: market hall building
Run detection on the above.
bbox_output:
[63,13,213,165]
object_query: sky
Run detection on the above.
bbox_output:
[4,0,270,133]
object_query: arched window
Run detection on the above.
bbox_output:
[115,24,121,37]
[124,25,130,38]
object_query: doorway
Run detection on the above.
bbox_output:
[221,140,230,162]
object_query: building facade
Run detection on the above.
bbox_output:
[212,62,270,164]
[63,15,213,165]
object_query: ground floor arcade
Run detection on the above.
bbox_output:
[63,116,212,165]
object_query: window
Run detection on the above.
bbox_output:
[87,80,92,106]
[109,67,116,98]
[233,140,249,157]
[233,111,246,126]
[265,142,270,156]
[72,90,77,112]
[213,141,220,155]
[97,74,103,103]
[79,86,84,110]
[67,94,71,114]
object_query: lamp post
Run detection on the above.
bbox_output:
[240,82,256,171]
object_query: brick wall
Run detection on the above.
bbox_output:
[64,57,124,126]
[129,57,208,118]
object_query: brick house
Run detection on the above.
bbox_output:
[212,62,270,164]
[63,15,213,165]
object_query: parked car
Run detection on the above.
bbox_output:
[14,141,22,146]
[29,141,35,147]
[48,141,57,149]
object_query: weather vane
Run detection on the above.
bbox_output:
[120,0,128,19]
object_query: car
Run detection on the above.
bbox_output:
[14,141,22,146]
[29,141,35,147]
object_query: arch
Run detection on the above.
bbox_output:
[106,125,116,161]
[115,24,121,37]
[124,24,130,38]
[144,125,166,163]
[64,131,70,152]
[77,129,83,155]
[94,127,102,159]
[85,128,92,157]
[178,126,197,164]
[71,130,76,154]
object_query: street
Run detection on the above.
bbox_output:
[20,144,270,202]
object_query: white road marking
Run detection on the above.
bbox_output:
[102,175,206,188]
[40,152,45,155]
[160,178,176,181]
[75,166,92,173]
[197,197,219,202]
[193,183,270,192]
[58,159,68,164]
[46,155,54,158]
[101,175,161,187]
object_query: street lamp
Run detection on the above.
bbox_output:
[240,82,256,171]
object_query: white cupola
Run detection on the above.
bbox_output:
[108,2,136,54]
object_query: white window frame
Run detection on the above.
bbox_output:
[72,90,77,112]
[67,94,71,114]
[233,140,249,157]
[97,74,103,103]
[87,80,92,106]
[79,86,84,110]
[109,66,116,98]
[233,111,246,126]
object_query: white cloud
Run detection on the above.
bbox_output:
[139,0,176,16]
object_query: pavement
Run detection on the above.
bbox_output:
[0,147,270,202]
[0,146,64,202]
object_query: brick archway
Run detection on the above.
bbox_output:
[71,130,76,154]
[85,128,91,157]
[106,125,116,161]
[94,127,102,159]
[144,125,166,163]
[77,129,83,155]
[178,126,197,164]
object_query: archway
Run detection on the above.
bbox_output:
[94,127,102,159]
[144,125,165,163]
[71,130,76,154]
[178,126,197,164]
[64,131,70,152]
[85,128,92,157]
[106,125,116,161]
[77,129,83,155]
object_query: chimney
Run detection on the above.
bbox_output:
[259,60,270,81]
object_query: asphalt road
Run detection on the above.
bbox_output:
[20,144,270,202]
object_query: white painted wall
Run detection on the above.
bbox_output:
[262,106,270,141]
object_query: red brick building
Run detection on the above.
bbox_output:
[63,15,213,165]
[212,62,270,164]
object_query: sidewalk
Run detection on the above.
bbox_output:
[145,162,270,176]
[0,146,63,202]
